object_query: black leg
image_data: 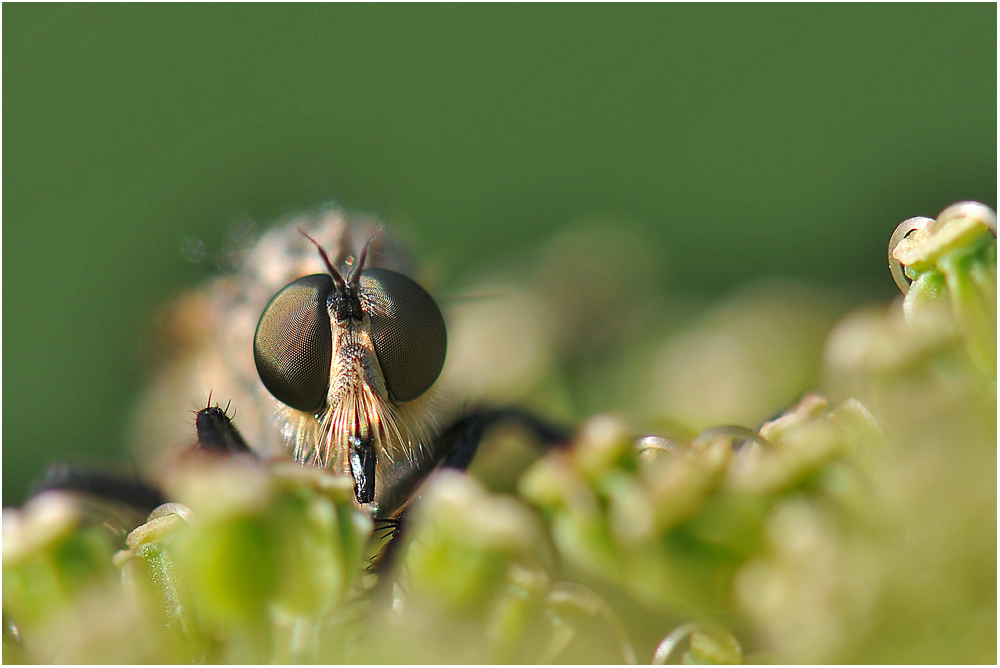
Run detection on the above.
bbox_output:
[435,407,570,471]
[29,463,166,515]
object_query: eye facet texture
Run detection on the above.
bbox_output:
[254,274,334,412]
[361,268,447,402]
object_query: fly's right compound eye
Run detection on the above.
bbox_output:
[360,268,447,403]
[253,274,335,413]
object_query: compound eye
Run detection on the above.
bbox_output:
[360,268,447,402]
[254,274,334,413]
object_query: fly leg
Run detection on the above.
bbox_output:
[434,407,570,471]
[30,463,167,515]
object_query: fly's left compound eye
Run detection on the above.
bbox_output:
[360,268,447,402]
[253,274,335,413]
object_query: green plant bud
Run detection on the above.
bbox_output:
[728,395,882,497]
[2,493,119,630]
[519,440,624,579]
[368,473,562,662]
[575,414,635,478]
[15,585,182,663]
[523,417,753,613]
[129,457,374,663]
[162,461,280,630]
[891,202,997,379]
[114,503,206,661]
[267,463,372,618]
[483,565,552,661]
[404,471,544,611]
[2,493,186,663]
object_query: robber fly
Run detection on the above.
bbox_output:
[124,206,565,520]
[252,226,447,508]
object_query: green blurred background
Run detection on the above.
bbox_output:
[3,4,995,506]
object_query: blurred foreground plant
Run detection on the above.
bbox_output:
[4,202,995,663]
